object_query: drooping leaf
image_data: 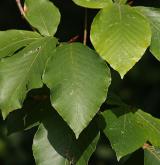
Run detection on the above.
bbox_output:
[91,4,151,78]
[0,30,41,58]
[43,43,111,138]
[101,107,147,160]
[0,37,57,118]
[101,107,160,160]
[33,110,100,165]
[72,0,112,9]
[135,7,160,61]
[25,0,61,36]
[144,145,160,165]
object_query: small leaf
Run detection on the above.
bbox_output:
[0,37,57,118]
[43,43,111,138]
[91,4,151,78]
[101,107,160,160]
[135,110,160,147]
[101,107,147,160]
[72,0,112,9]
[33,110,100,165]
[135,7,160,61]
[0,30,41,58]
[144,145,160,165]
[25,0,61,36]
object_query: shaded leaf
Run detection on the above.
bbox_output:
[43,43,111,138]
[91,4,151,78]
[0,37,57,118]
[33,110,100,165]
[136,7,160,61]
[0,30,41,58]
[72,0,112,9]
[6,90,50,134]
[144,145,160,165]
[25,0,61,36]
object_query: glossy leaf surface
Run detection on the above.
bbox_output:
[91,4,151,78]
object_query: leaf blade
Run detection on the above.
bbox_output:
[33,110,100,165]
[72,0,112,9]
[43,43,111,138]
[135,7,160,61]
[91,4,151,78]
[0,37,57,118]
[0,30,41,58]
[25,0,61,36]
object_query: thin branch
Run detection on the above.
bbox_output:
[83,9,88,45]
[68,35,79,43]
[15,0,26,17]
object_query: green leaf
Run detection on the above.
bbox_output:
[115,0,127,4]
[91,4,151,78]
[43,43,111,138]
[25,0,61,36]
[72,0,112,9]
[0,37,57,118]
[135,110,160,147]
[135,7,160,61]
[33,110,100,165]
[144,145,160,165]
[0,30,41,58]
[101,107,160,160]
[101,107,147,160]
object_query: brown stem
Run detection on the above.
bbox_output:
[15,0,25,17]
[83,9,88,45]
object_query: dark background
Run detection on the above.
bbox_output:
[0,0,160,165]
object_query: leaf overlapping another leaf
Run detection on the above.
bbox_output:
[0,30,41,58]
[43,43,111,138]
[101,107,160,160]
[0,37,57,118]
[33,110,100,165]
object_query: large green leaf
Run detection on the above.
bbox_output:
[25,0,61,36]
[72,0,112,9]
[0,37,57,118]
[91,4,151,78]
[136,7,160,61]
[33,110,100,165]
[0,30,41,58]
[144,145,160,165]
[43,43,111,138]
[101,107,160,160]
